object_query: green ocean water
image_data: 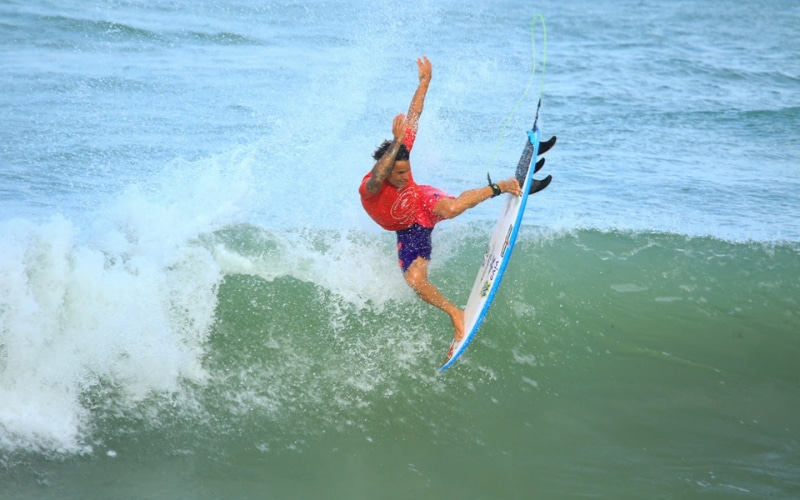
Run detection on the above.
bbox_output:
[3,227,798,499]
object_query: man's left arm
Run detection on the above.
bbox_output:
[405,56,432,133]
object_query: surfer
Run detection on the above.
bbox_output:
[358,56,555,347]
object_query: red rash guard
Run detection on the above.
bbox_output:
[359,129,450,231]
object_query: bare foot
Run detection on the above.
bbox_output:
[450,308,465,343]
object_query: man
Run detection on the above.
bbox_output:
[359,56,555,348]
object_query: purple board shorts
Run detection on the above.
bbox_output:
[396,223,434,272]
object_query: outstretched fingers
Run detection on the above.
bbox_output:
[392,113,407,141]
[417,56,432,82]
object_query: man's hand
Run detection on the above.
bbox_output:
[417,56,432,84]
[499,178,522,197]
[392,113,407,142]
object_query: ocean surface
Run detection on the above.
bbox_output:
[2,0,799,498]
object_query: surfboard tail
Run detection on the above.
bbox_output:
[515,125,539,188]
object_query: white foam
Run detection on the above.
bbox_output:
[0,140,427,454]
[0,148,261,453]
[0,210,222,453]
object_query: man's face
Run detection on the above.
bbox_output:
[388,160,411,189]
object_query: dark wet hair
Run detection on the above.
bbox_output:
[372,140,410,161]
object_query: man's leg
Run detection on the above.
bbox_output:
[403,256,465,342]
[432,176,524,221]
[432,136,556,220]
[432,183,502,220]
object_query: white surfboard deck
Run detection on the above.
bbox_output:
[440,125,542,371]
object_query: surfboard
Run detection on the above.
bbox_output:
[440,121,547,371]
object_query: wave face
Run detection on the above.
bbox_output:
[2,222,799,497]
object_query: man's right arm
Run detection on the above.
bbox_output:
[365,113,406,194]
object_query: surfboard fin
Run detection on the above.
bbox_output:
[526,133,557,156]
[529,174,552,195]
[534,157,545,173]
[538,135,557,156]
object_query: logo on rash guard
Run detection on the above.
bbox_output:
[390,188,418,226]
